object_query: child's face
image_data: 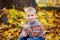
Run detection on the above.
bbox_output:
[26,11,36,22]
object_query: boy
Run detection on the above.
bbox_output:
[18,7,45,40]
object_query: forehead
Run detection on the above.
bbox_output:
[25,11,35,15]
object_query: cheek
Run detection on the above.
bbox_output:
[32,16,35,18]
[32,16,36,19]
[26,17,30,20]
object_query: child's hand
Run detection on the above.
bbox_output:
[23,23,29,30]
[22,30,27,37]
[22,23,29,37]
[28,28,32,32]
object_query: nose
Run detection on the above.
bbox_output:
[29,16,32,20]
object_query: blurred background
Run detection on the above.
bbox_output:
[0,0,60,40]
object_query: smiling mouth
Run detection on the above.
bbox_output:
[29,19,33,21]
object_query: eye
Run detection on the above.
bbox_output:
[28,15,30,17]
[31,15,33,16]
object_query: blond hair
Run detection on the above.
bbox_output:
[25,7,36,14]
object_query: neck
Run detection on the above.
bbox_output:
[26,19,36,24]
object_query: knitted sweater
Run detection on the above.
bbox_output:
[20,20,44,37]
[25,20,44,37]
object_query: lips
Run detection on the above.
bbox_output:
[29,19,32,21]
[28,18,33,21]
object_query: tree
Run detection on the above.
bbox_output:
[0,0,37,11]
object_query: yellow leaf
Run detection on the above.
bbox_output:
[8,19,14,24]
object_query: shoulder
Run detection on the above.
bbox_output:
[35,20,45,29]
[34,20,41,26]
